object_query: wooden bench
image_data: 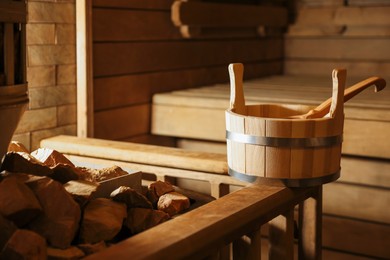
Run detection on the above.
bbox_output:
[42,135,322,259]
[150,75,390,259]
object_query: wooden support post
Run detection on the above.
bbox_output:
[210,182,230,199]
[298,185,322,260]
[232,227,262,260]
[4,23,15,86]
[247,227,262,260]
[268,208,294,260]
[76,0,94,137]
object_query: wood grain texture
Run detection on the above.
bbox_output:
[93,39,283,77]
[285,37,390,61]
[323,214,390,259]
[92,0,173,10]
[284,60,390,79]
[0,1,26,23]
[294,6,390,26]
[94,104,150,140]
[93,8,181,42]
[323,182,390,224]
[84,184,315,260]
[40,135,228,175]
[172,1,288,27]
[94,61,282,111]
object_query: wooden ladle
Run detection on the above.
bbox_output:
[289,76,386,119]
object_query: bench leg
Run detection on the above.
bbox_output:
[298,186,322,260]
[268,208,294,260]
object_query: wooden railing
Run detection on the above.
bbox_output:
[41,135,322,259]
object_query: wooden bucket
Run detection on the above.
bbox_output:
[225,64,345,187]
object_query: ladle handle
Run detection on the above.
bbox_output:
[329,69,346,119]
[228,63,245,113]
[298,74,386,119]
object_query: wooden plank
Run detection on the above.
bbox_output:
[179,26,262,39]
[343,119,390,159]
[40,135,228,175]
[177,139,227,154]
[94,61,282,111]
[120,134,176,147]
[335,6,390,26]
[0,1,26,23]
[323,214,390,259]
[285,37,390,61]
[344,26,390,36]
[76,0,94,137]
[323,182,390,224]
[340,156,390,188]
[93,39,283,77]
[268,209,295,260]
[172,1,288,27]
[92,9,181,42]
[4,23,14,86]
[84,184,315,260]
[152,104,226,141]
[298,186,322,260]
[287,25,346,36]
[349,0,390,6]
[294,6,390,26]
[284,60,390,79]
[288,25,390,37]
[92,0,173,10]
[94,104,150,140]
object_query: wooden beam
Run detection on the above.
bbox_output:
[0,1,26,23]
[92,0,174,10]
[40,135,228,175]
[84,184,316,260]
[76,0,94,137]
[298,186,322,260]
[4,23,15,86]
[93,39,283,77]
[172,1,288,27]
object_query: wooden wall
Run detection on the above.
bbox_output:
[13,0,77,151]
[285,1,390,81]
[91,0,285,143]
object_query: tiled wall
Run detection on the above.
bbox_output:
[13,0,77,151]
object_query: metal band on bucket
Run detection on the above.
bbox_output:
[228,167,340,187]
[226,130,342,148]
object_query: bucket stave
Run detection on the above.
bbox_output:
[226,63,345,187]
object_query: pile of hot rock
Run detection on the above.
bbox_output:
[0,142,190,259]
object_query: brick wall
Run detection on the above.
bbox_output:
[13,0,77,151]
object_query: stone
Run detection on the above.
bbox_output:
[64,180,99,206]
[146,180,174,208]
[0,177,42,227]
[124,208,170,235]
[31,148,75,168]
[47,246,85,260]
[110,186,152,209]
[80,198,127,244]
[31,148,81,183]
[7,141,29,153]
[0,215,17,250]
[149,180,174,197]
[157,192,191,217]
[77,241,107,256]
[78,165,128,182]
[27,177,81,249]
[0,229,46,260]
[1,152,52,176]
